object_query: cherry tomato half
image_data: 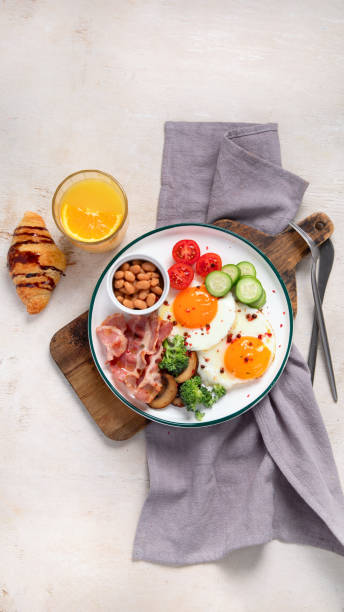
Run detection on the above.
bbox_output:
[168,263,194,290]
[172,239,200,266]
[196,253,222,277]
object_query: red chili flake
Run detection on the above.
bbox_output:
[205,324,210,330]
[283,312,285,315]
[236,333,241,339]
[248,342,253,346]
[220,367,225,373]
[266,332,272,337]
[196,285,201,288]
[238,309,241,312]
[258,334,263,339]
[244,357,249,363]
[163,300,169,305]
[247,394,250,398]
[185,308,191,313]
[205,358,210,362]
[200,365,205,369]
[246,313,258,321]
[173,321,177,326]
[201,333,204,336]
[227,333,233,343]
[206,246,209,250]
[278,344,281,348]
[167,314,171,320]
[187,350,192,356]
[168,431,170,435]
[272,289,276,293]
[280,324,283,328]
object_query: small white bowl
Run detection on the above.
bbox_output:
[106,253,170,316]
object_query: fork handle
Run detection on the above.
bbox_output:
[311,263,338,401]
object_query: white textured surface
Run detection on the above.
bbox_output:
[0,1,343,610]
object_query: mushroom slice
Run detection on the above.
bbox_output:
[149,374,178,409]
[175,352,198,384]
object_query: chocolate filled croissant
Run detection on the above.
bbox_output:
[8,211,66,314]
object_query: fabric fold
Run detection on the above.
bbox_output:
[134,122,344,565]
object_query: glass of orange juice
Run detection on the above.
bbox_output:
[52,170,128,252]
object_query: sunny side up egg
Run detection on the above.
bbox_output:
[158,285,236,351]
[198,305,276,390]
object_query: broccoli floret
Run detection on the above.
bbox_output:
[199,385,214,408]
[212,384,227,402]
[179,376,226,420]
[179,376,204,412]
[159,334,189,376]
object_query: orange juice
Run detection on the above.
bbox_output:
[61,179,124,242]
[52,170,128,252]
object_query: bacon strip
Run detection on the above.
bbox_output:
[96,313,128,362]
[97,312,173,403]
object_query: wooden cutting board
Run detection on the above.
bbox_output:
[50,212,334,441]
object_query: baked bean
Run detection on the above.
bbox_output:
[142,262,156,272]
[116,294,124,303]
[132,259,141,265]
[124,270,135,282]
[150,277,159,287]
[130,264,141,274]
[114,270,124,279]
[137,272,151,281]
[114,279,124,289]
[152,285,163,296]
[120,262,130,271]
[134,298,147,309]
[124,281,135,294]
[146,293,156,307]
[123,298,134,308]
[136,280,150,290]
[151,272,160,278]
[138,290,149,300]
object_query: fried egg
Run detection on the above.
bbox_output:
[159,285,236,351]
[198,305,275,389]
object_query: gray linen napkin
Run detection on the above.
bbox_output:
[133,122,344,565]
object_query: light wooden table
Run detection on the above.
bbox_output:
[1,1,343,610]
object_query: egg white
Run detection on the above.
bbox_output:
[159,290,236,351]
[198,305,276,390]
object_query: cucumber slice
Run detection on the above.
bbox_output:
[222,264,240,285]
[235,276,262,304]
[250,288,266,309]
[205,270,232,297]
[237,261,256,278]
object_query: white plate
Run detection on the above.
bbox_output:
[88,223,293,427]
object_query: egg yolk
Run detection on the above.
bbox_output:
[224,336,271,379]
[173,286,218,329]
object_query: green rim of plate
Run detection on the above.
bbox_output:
[88,223,293,428]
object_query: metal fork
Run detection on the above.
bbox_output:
[289,221,337,401]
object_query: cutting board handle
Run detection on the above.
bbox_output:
[215,211,333,274]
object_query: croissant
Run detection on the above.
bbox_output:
[8,211,66,314]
